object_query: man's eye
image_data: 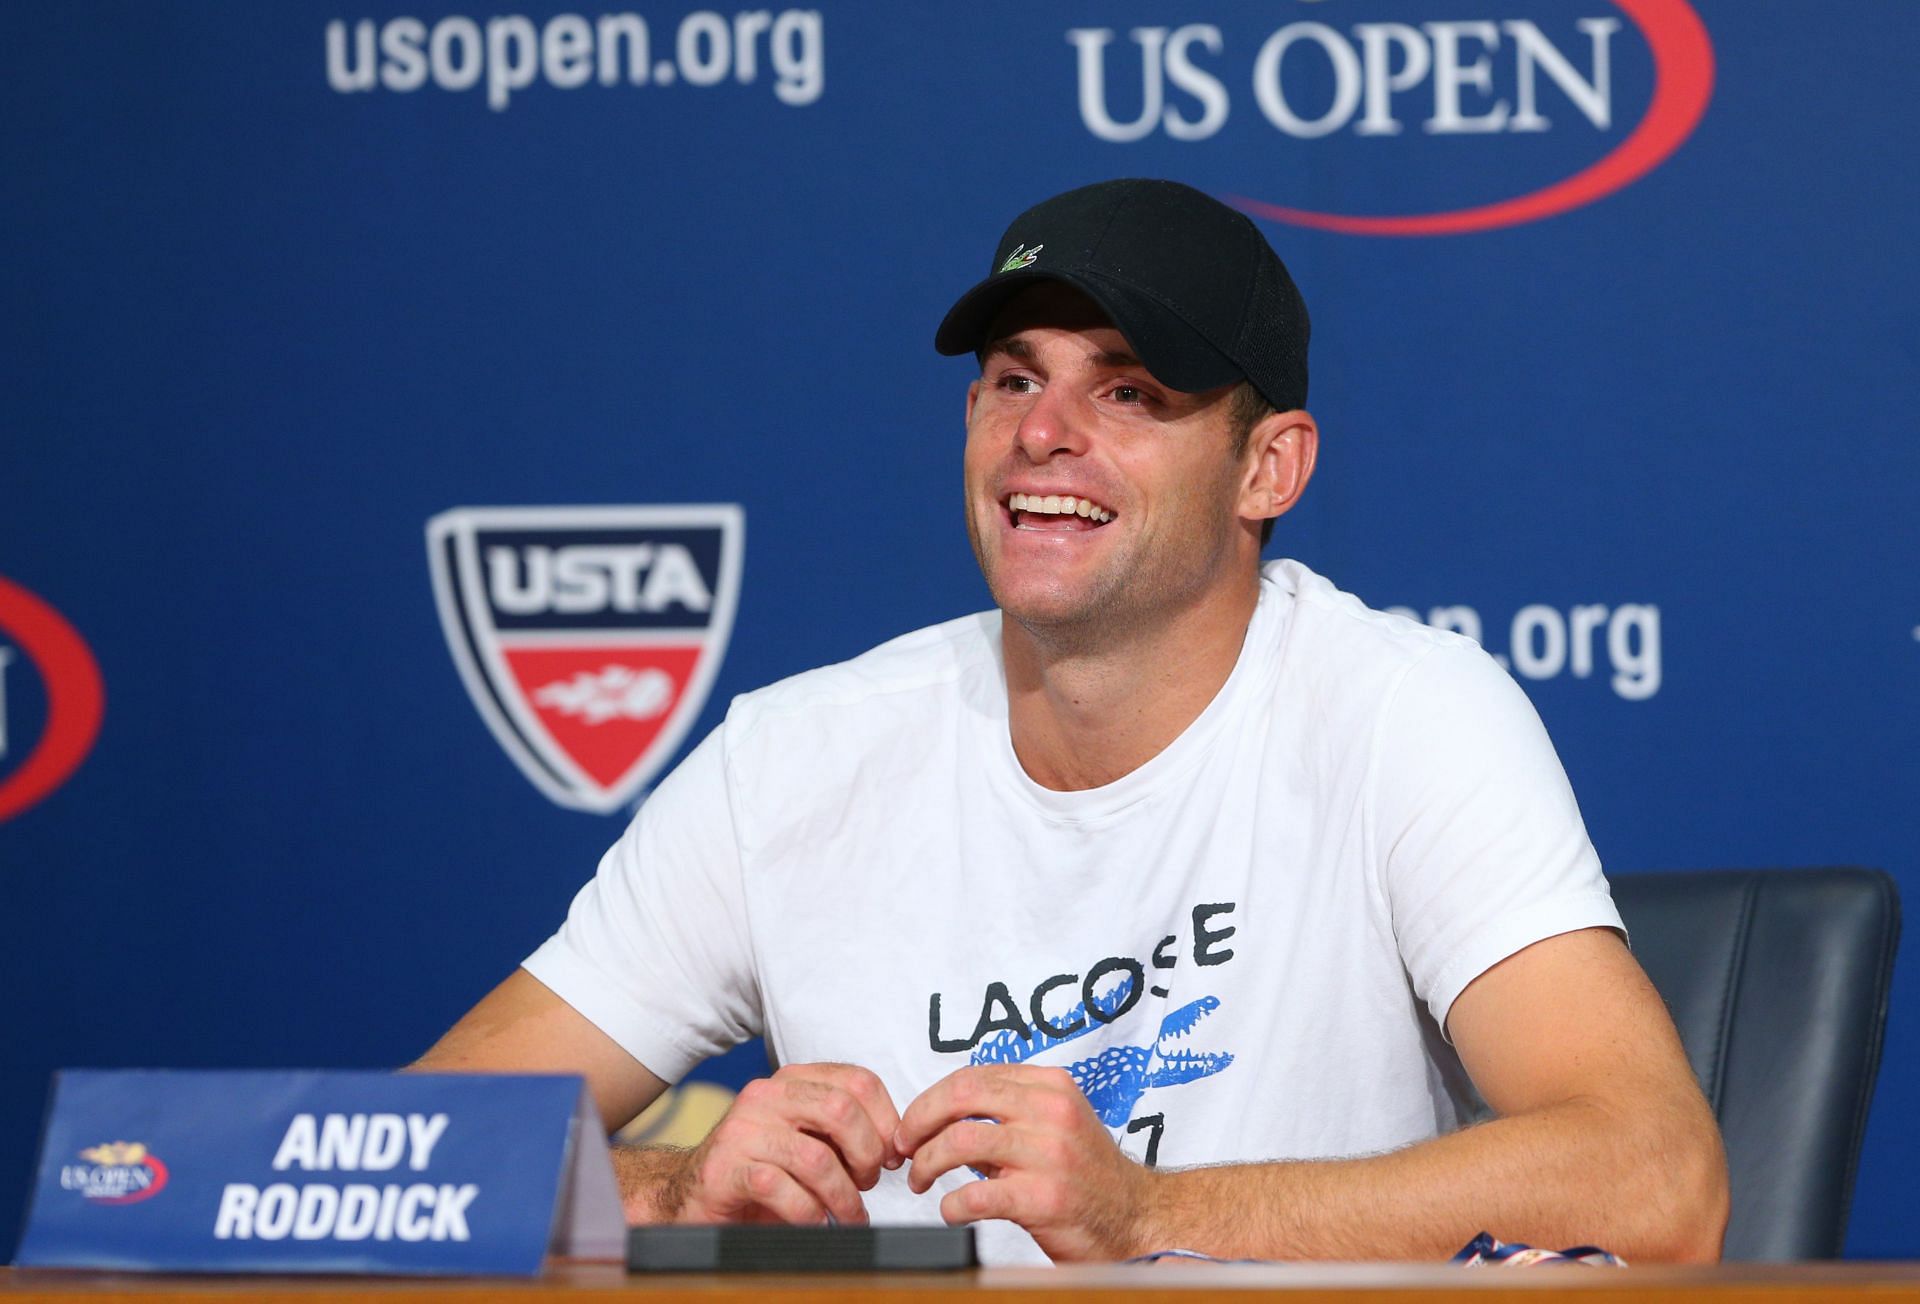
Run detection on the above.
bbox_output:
[998,375,1038,394]
[1112,385,1146,404]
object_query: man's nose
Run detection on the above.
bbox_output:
[1012,388,1090,461]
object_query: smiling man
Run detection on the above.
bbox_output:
[416,179,1727,1265]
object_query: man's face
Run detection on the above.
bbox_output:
[963,284,1252,640]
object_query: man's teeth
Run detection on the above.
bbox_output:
[1008,492,1113,523]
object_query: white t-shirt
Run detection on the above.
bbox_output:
[524,560,1621,1265]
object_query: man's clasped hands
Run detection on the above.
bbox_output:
[640,1061,1152,1261]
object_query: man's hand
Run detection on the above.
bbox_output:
[895,1064,1150,1261]
[661,1063,904,1226]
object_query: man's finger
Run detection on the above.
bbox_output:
[784,1064,904,1170]
[774,1131,870,1225]
[895,1065,1044,1154]
[938,1173,1026,1228]
[905,1119,1016,1195]
[728,1160,828,1225]
[767,1075,893,1188]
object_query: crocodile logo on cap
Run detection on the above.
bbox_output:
[998,243,1043,273]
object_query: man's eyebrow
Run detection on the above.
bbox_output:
[979,339,1146,370]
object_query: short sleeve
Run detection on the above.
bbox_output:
[1370,642,1623,1033]
[521,725,762,1083]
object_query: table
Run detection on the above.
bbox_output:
[6,1261,1920,1302]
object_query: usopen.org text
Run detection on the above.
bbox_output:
[326,9,824,110]
[1386,601,1661,700]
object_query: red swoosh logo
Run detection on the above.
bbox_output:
[1228,0,1715,236]
[0,577,106,822]
[95,1155,169,1206]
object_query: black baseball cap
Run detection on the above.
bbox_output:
[934,178,1310,412]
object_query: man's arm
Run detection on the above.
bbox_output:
[897,927,1729,1263]
[413,969,671,1129]
[414,969,903,1225]
[1133,927,1727,1260]
[410,969,689,1221]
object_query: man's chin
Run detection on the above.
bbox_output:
[988,580,1109,639]
[975,548,1129,637]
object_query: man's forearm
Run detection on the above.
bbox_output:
[1134,1097,1727,1263]
[610,1145,698,1223]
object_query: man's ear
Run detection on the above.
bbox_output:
[1239,409,1319,524]
[965,378,981,427]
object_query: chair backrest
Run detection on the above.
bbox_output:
[1610,867,1901,1260]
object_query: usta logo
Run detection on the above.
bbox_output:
[1069,0,1714,235]
[428,505,744,814]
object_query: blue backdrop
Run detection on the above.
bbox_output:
[4,0,1914,1258]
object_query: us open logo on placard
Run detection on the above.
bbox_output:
[61,1142,169,1206]
[427,506,744,814]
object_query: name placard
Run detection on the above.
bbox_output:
[13,1069,624,1276]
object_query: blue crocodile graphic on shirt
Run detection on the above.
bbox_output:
[969,978,1233,1126]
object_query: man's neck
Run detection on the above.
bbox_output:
[1001,571,1262,792]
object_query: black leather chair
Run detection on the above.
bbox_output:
[1610,867,1901,1260]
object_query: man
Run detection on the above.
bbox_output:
[417,179,1728,1265]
